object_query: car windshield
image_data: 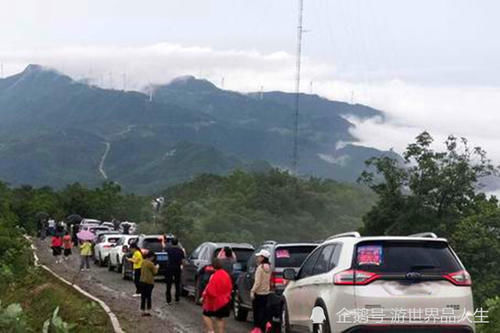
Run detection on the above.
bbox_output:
[274,245,317,268]
[354,241,462,273]
[107,237,120,243]
[214,248,254,263]
[142,238,163,252]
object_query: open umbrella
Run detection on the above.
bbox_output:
[66,214,83,225]
[77,230,95,241]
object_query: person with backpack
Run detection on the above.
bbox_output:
[140,251,159,316]
[251,249,272,332]
[201,258,232,333]
[165,238,185,304]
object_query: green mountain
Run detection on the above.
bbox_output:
[0,65,395,193]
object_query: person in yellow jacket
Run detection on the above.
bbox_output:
[127,243,143,297]
[79,240,92,271]
[140,251,159,316]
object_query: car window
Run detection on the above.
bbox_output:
[298,248,322,279]
[190,245,203,259]
[108,237,120,243]
[312,245,335,275]
[199,246,210,260]
[116,237,124,246]
[247,248,260,272]
[214,248,254,263]
[274,245,317,268]
[329,244,342,270]
[128,237,138,245]
[142,237,163,252]
[354,241,462,273]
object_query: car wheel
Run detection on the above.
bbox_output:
[99,253,105,267]
[116,256,122,273]
[107,258,113,271]
[122,262,130,280]
[233,292,248,322]
[312,304,331,333]
[194,277,202,305]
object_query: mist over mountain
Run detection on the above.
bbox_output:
[0,65,396,193]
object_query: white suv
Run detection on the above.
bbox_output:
[108,235,138,272]
[281,232,474,333]
[93,233,122,266]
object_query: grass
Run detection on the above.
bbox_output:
[0,267,113,332]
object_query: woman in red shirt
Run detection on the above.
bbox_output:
[201,258,233,333]
[51,234,63,264]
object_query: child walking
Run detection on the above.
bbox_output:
[140,252,159,316]
[79,240,92,271]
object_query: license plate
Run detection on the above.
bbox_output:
[156,253,168,261]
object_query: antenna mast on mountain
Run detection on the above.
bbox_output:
[221,77,225,89]
[309,81,313,94]
[292,0,304,175]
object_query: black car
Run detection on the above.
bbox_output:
[233,241,318,322]
[122,234,182,280]
[181,242,255,303]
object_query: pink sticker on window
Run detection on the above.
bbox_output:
[357,245,383,266]
[276,249,290,259]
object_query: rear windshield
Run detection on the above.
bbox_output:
[354,241,462,273]
[108,237,120,243]
[90,227,109,232]
[142,238,163,252]
[214,248,254,263]
[274,245,317,268]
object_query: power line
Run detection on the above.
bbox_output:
[292,0,304,175]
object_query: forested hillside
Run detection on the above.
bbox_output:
[151,170,377,250]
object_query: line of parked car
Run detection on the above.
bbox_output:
[80,218,476,333]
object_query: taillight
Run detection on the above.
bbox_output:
[103,245,111,249]
[334,269,380,285]
[204,265,214,273]
[271,272,287,289]
[443,270,472,286]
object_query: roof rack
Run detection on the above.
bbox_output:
[408,232,438,239]
[327,231,361,240]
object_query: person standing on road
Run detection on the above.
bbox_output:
[201,258,232,333]
[140,251,159,316]
[165,237,185,304]
[79,240,92,271]
[251,249,272,332]
[62,231,73,261]
[51,234,63,264]
[127,243,143,297]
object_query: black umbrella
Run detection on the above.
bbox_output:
[66,214,83,225]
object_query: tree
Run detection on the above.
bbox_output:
[359,132,497,237]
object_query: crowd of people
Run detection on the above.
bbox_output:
[43,221,273,332]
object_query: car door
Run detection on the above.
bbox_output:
[286,247,322,325]
[296,244,336,326]
[239,247,259,306]
[183,244,204,289]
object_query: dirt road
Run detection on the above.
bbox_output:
[34,238,253,333]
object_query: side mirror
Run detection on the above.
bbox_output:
[283,268,297,281]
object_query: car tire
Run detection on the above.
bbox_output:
[194,277,202,305]
[280,301,291,333]
[122,262,130,280]
[233,292,249,322]
[107,258,114,271]
[312,303,331,333]
[116,256,122,273]
[99,253,105,267]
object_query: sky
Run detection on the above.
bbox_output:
[1,0,500,164]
